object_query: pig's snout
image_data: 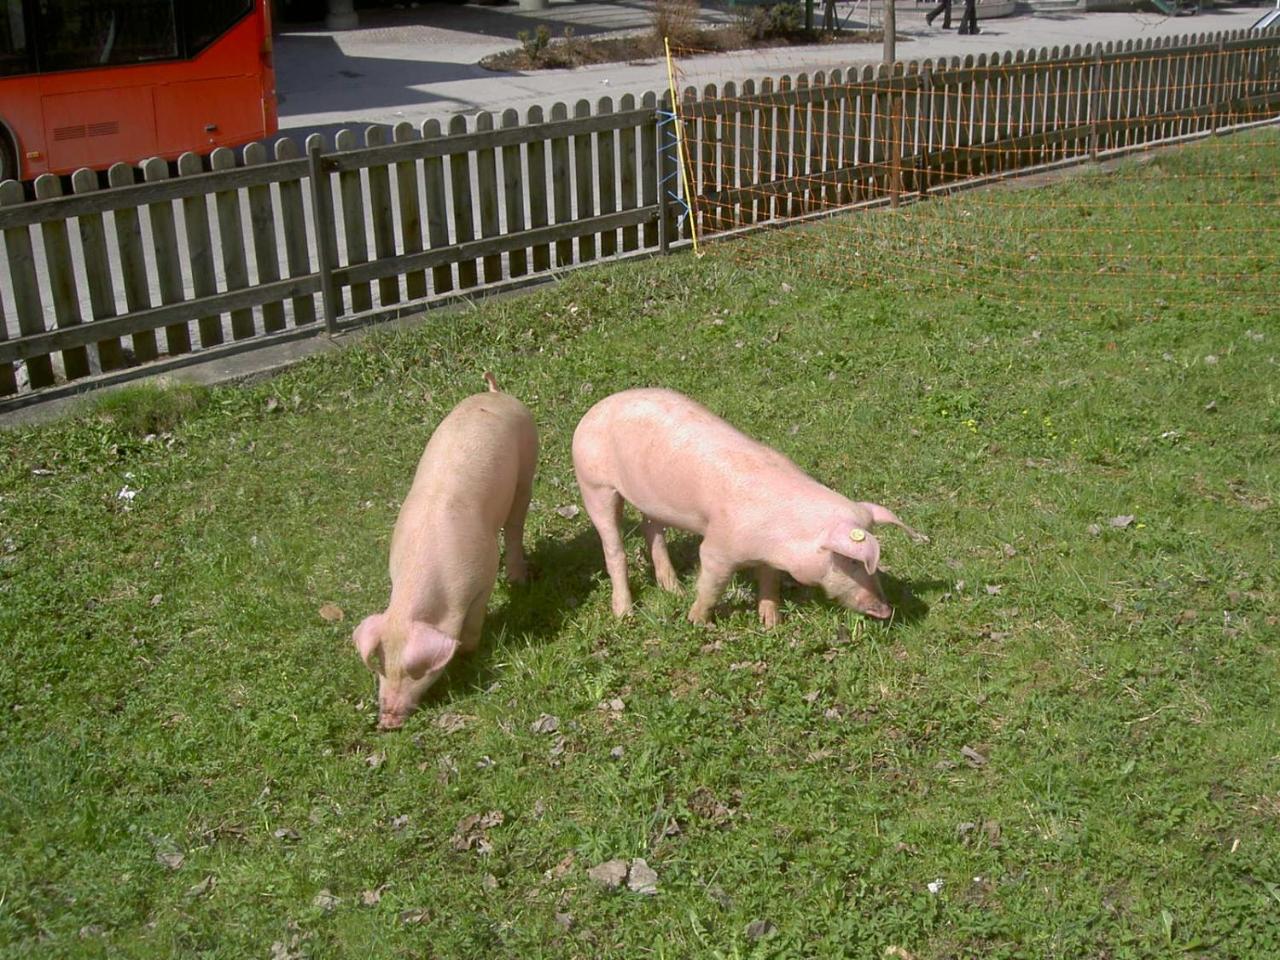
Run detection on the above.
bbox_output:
[862,597,893,620]
[378,713,406,731]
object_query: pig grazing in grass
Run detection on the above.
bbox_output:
[353,373,537,730]
[572,388,927,626]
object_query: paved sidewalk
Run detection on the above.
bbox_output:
[275,2,1269,138]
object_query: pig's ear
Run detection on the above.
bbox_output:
[857,501,930,545]
[823,522,881,575]
[401,623,459,681]
[353,614,386,674]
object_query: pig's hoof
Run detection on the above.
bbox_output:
[656,574,684,595]
[686,608,711,625]
[611,599,633,617]
[758,608,779,628]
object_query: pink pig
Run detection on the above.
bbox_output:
[572,388,927,626]
[353,373,537,729]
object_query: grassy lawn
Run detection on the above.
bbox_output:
[1,131,1278,959]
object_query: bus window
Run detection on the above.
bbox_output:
[185,0,254,56]
[35,0,178,71]
[1,0,30,76]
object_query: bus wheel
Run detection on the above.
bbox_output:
[0,130,17,184]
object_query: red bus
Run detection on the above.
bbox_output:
[0,1,277,182]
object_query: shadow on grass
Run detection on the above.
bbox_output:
[424,527,607,702]
[423,526,945,706]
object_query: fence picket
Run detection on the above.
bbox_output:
[336,129,373,311]
[211,148,255,339]
[107,163,160,362]
[32,176,90,380]
[597,97,618,258]
[275,138,317,325]
[391,122,427,300]
[640,92,658,249]
[550,102,573,266]
[70,169,126,372]
[574,99,597,263]
[526,106,552,272]
[501,109,529,276]
[177,153,223,348]
[618,95,639,253]
[421,119,453,295]
[141,158,196,353]
[448,115,479,288]
[241,144,287,334]
[365,126,401,306]
[475,112,503,284]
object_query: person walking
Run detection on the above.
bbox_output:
[925,0,953,28]
[957,0,980,34]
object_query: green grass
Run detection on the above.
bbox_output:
[1,132,1277,959]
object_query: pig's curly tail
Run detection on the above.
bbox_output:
[483,371,500,393]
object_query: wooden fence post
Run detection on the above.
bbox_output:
[1213,38,1227,133]
[307,137,341,334]
[657,95,671,255]
[1089,51,1102,161]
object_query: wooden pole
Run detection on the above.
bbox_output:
[883,0,896,67]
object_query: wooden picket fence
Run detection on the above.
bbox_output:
[1,28,1278,410]
[680,30,1280,233]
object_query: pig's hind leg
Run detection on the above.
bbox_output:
[503,475,534,583]
[580,483,634,617]
[643,516,683,594]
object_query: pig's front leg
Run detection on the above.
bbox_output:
[581,483,633,616]
[643,516,682,594]
[687,542,735,624]
[458,586,494,654]
[756,565,781,628]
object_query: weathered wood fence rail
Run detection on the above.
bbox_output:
[1,29,1277,409]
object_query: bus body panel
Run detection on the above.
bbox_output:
[0,2,276,179]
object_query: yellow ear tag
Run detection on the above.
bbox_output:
[849,528,867,542]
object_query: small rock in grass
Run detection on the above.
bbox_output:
[156,850,185,870]
[555,504,581,519]
[530,714,560,734]
[610,745,625,760]
[399,908,430,925]
[272,827,301,842]
[1109,515,1135,529]
[312,889,340,912]
[627,858,659,895]
[361,887,385,906]
[1087,523,1102,536]
[1002,543,1018,558]
[960,745,988,767]
[555,912,575,930]
[318,602,344,622]
[746,919,777,940]
[185,875,216,898]
[435,713,473,734]
[587,859,628,890]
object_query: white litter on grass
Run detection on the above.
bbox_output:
[117,485,139,503]
[927,879,944,894]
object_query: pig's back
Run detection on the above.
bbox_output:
[574,388,804,529]
[412,391,535,509]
